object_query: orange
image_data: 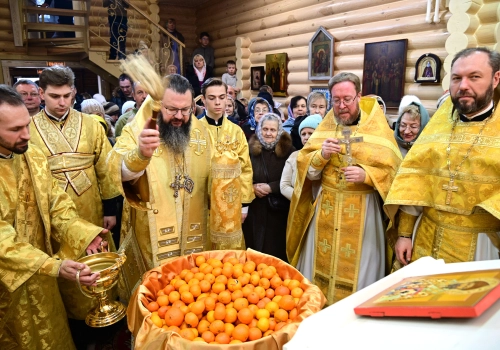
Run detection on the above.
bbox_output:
[203,273,215,283]
[174,279,187,290]
[291,287,304,299]
[193,337,206,343]
[224,322,235,336]
[178,284,190,295]
[248,304,259,316]
[190,300,205,315]
[185,312,199,328]
[274,308,288,323]
[265,301,279,315]
[204,296,216,311]
[222,265,233,278]
[288,279,301,291]
[248,318,258,328]
[163,284,175,295]
[224,307,238,323]
[156,290,165,297]
[227,278,241,292]
[214,303,226,320]
[184,271,194,283]
[209,319,225,335]
[187,277,200,286]
[201,330,214,343]
[242,285,254,298]
[261,267,275,280]
[179,328,195,341]
[275,285,291,296]
[227,257,240,265]
[215,332,230,344]
[157,305,169,318]
[279,295,296,311]
[217,290,232,304]
[202,264,214,274]
[195,255,206,267]
[230,339,243,344]
[215,275,228,285]
[237,307,254,324]
[171,300,185,309]
[194,272,205,281]
[179,269,189,279]
[150,313,163,328]
[232,324,249,342]
[250,272,261,286]
[206,310,215,323]
[208,258,223,269]
[164,307,184,327]
[257,317,270,332]
[212,267,222,277]
[247,291,260,304]
[239,273,250,286]
[265,288,275,299]
[199,280,211,293]
[268,317,276,330]
[190,284,202,298]
[232,266,244,278]
[231,289,244,301]
[146,301,159,312]
[243,261,256,274]
[197,319,210,334]
[212,282,226,294]
[270,275,283,289]
[255,308,270,320]
[248,327,263,341]
[233,297,249,311]
[257,263,268,272]
[254,286,266,299]
[181,291,194,304]
[289,308,298,321]
[156,295,169,307]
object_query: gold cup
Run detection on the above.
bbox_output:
[76,252,127,327]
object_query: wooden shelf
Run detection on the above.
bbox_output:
[24,6,88,17]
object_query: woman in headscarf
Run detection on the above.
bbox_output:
[241,97,272,140]
[395,98,430,157]
[186,54,213,98]
[280,114,322,200]
[283,95,307,134]
[290,91,328,150]
[243,113,295,262]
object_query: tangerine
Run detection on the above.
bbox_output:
[232,324,249,342]
[275,285,291,296]
[274,308,288,323]
[214,303,226,320]
[201,330,215,343]
[181,291,194,304]
[215,332,230,344]
[158,305,169,318]
[247,291,260,304]
[185,312,199,328]
[291,287,304,298]
[209,319,225,335]
[195,255,206,267]
[146,301,159,312]
[237,307,254,324]
[248,327,263,341]
[279,295,296,311]
[179,328,195,341]
[224,307,238,323]
[233,297,249,311]
[164,307,184,327]
[197,319,210,334]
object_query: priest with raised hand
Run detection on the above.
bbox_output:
[108,74,212,271]
[0,85,108,349]
[385,47,500,268]
[287,72,402,306]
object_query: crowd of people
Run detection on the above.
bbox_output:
[1,46,500,349]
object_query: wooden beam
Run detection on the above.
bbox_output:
[24,6,88,17]
[25,23,86,32]
[9,0,23,47]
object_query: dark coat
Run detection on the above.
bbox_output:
[290,114,308,150]
[242,132,295,262]
[185,66,214,98]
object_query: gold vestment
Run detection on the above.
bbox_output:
[0,145,102,349]
[108,96,212,286]
[287,97,402,304]
[385,97,500,263]
[30,108,120,319]
[199,116,255,249]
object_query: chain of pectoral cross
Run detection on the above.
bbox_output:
[442,112,491,205]
[170,154,194,198]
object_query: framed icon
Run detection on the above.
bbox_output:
[415,53,441,84]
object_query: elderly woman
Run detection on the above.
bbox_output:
[241,97,272,140]
[243,113,295,262]
[290,91,328,149]
[283,95,307,134]
[280,114,322,200]
[225,95,240,124]
[81,99,114,144]
[186,54,213,97]
[395,101,429,157]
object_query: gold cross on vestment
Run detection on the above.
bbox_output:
[222,185,238,203]
[340,243,355,258]
[344,204,360,218]
[442,177,458,205]
[322,200,333,216]
[57,156,68,169]
[189,129,207,155]
[319,239,332,254]
[338,127,363,166]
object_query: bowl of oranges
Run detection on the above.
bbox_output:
[127,249,326,349]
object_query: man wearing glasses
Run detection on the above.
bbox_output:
[13,79,42,116]
[287,72,402,306]
[108,74,212,272]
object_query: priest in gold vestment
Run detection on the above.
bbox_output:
[199,78,254,250]
[385,48,500,268]
[108,75,212,272]
[287,73,402,305]
[0,85,108,349]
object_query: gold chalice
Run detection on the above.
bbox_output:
[76,252,127,327]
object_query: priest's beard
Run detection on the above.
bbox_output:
[334,104,360,126]
[452,84,494,115]
[158,115,192,155]
[0,136,29,154]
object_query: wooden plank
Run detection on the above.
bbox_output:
[27,38,85,47]
[24,6,88,17]
[25,23,86,32]
[9,0,23,47]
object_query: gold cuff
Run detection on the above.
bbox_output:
[398,210,418,238]
[38,258,62,277]
[311,150,329,169]
[124,147,151,173]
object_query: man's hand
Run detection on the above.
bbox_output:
[253,183,271,198]
[395,237,413,266]
[138,121,160,158]
[103,216,116,230]
[342,166,366,183]
[321,138,341,159]
[59,259,100,286]
[86,229,109,255]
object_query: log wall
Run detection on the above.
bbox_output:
[195,0,456,117]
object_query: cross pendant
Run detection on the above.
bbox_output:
[170,174,184,198]
[442,177,458,205]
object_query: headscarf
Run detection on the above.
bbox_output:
[256,113,284,150]
[81,99,105,117]
[394,100,430,150]
[193,54,207,82]
[247,97,272,130]
[122,100,135,115]
[92,93,107,104]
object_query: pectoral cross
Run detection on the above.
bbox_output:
[170,174,184,198]
[442,177,458,205]
[338,127,363,166]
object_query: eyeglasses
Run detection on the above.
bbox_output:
[332,95,357,106]
[20,92,39,98]
[254,108,269,114]
[163,106,192,116]
[399,123,420,132]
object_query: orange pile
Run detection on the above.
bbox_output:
[143,255,305,344]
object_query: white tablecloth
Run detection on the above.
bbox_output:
[284,257,500,350]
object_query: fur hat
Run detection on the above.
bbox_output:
[104,102,120,116]
[398,95,422,117]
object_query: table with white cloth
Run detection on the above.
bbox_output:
[284,257,500,350]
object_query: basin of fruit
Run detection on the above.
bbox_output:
[128,249,326,349]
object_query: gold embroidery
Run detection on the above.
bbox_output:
[189,128,207,155]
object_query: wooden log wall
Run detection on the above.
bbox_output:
[195,0,456,117]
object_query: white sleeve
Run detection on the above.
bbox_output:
[121,160,145,182]
[307,165,322,181]
[400,205,423,216]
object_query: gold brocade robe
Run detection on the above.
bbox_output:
[0,145,102,350]
[108,96,212,275]
[199,116,255,250]
[30,108,120,319]
[385,97,500,263]
[286,97,402,304]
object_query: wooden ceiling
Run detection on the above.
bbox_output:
[157,0,210,8]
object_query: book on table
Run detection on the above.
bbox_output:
[354,269,500,318]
